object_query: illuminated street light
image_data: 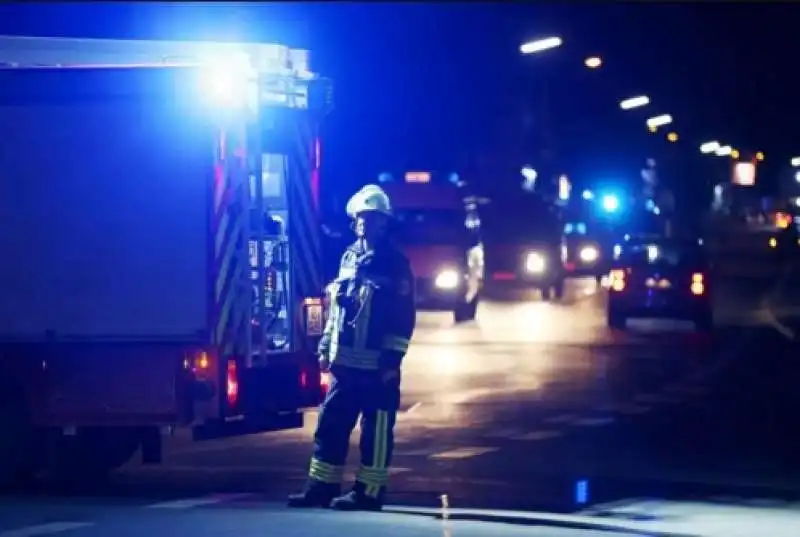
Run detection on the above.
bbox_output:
[520,37,563,55]
[730,149,740,159]
[666,132,678,143]
[648,125,658,134]
[716,145,732,157]
[791,157,800,167]
[700,141,720,154]
[584,56,602,69]
[646,114,673,128]
[620,95,650,110]
[756,151,765,161]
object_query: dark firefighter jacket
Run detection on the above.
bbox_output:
[318,239,416,371]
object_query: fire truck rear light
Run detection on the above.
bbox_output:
[320,372,331,392]
[300,370,308,388]
[226,360,239,407]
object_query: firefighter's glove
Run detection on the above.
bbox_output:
[319,355,331,373]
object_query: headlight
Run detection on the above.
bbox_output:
[579,246,599,263]
[434,269,460,289]
[525,252,547,273]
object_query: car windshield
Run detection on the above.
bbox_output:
[619,239,707,267]
[13,3,800,534]
[393,209,471,245]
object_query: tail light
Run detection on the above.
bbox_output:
[226,359,239,407]
[609,269,626,292]
[690,272,705,296]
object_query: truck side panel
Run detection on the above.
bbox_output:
[0,68,211,340]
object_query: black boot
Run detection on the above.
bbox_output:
[287,480,341,508]
[329,488,383,511]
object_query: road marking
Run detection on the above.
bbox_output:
[394,448,436,456]
[512,430,563,441]
[145,493,254,509]
[604,403,651,415]
[0,523,93,537]
[763,307,796,340]
[570,416,615,427]
[404,402,422,414]
[545,413,580,424]
[429,447,498,460]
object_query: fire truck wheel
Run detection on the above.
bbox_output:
[45,428,140,483]
[453,297,478,323]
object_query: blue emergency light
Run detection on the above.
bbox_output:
[601,194,620,213]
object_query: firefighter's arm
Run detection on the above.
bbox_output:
[318,250,351,355]
[379,257,416,370]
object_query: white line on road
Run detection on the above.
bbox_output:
[545,414,580,424]
[145,493,254,509]
[429,447,499,460]
[570,417,616,427]
[0,523,94,537]
[512,430,563,441]
[404,402,422,414]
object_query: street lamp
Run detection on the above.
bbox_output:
[755,151,765,161]
[646,114,673,128]
[730,149,740,159]
[666,132,678,143]
[791,157,800,167]
[584,56,602,69]
[520,37,563,55]
[700,141,720,154]
[619,95,650,110]
[716,145,732,157]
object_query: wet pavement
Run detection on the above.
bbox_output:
[3,268,800,536]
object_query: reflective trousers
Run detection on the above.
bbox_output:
[307,365,400,499]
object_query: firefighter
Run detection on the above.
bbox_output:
[288,184,416,511]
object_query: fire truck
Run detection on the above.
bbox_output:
[0,36,332,484]
[379,172,484,323]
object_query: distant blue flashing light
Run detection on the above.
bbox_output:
[601,194,620,212]
[574,479,589,505]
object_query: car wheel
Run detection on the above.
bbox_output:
[453,296,478,323]
[553,278,565,300]
[540,286,553,301]
[607,309,626,330]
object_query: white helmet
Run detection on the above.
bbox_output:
[346,184,393,218]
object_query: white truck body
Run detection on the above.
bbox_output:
[0,79,210,340]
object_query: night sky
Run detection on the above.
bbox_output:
[1,2,798,198]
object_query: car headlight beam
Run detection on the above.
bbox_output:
[525,252,547,273]
[579,245,599,263]
[434,269,460,290]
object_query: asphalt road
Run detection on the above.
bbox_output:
[4,267,800,536]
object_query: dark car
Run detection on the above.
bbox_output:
[561,221,611,282]
[480,204,565,301]
[606,237,713,331]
